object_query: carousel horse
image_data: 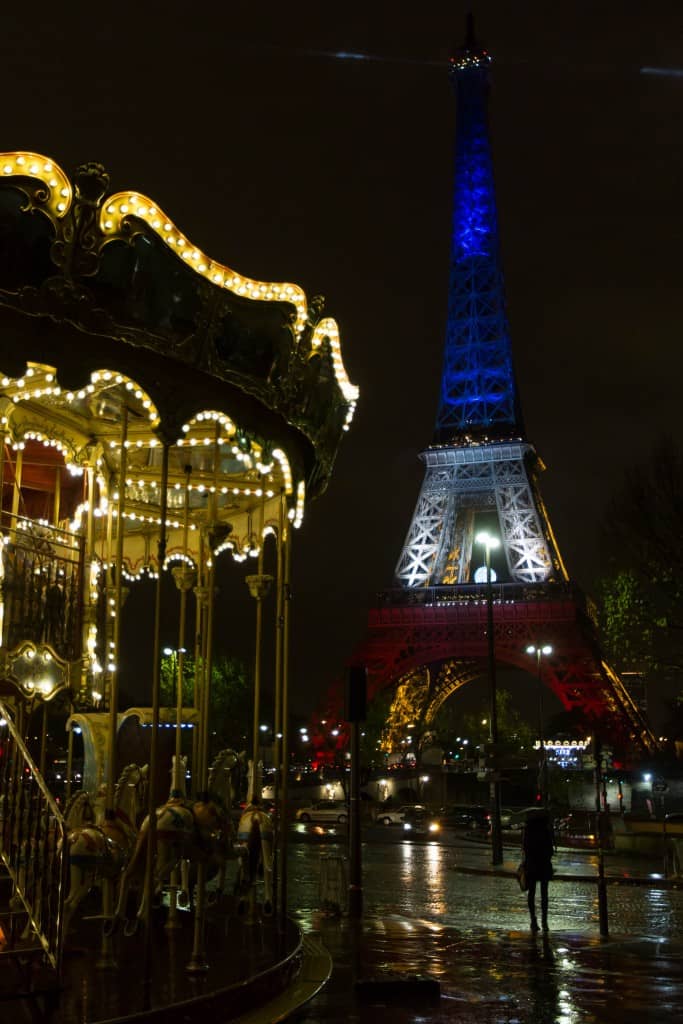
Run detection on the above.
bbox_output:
[112,748,243,935]
[62,763,148,934]
[235,787,274,917]
[235,798,274,917]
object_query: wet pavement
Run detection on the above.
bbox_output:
[284,831,683,1022]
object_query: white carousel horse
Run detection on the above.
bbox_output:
[112,748,243,935]
[62,763,148,934]
[235,797,274,917]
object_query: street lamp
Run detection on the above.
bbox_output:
[259,723,270,770]
[475,530,503,866]
[526,643,553,807]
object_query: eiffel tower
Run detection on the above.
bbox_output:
[314,19,656,761]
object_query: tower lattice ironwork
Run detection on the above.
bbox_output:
[312,20,656,763]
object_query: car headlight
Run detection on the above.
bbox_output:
[429,822,440,833]
[403,822,412,830]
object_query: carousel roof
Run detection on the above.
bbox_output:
[0,153,359,574]
[0,152,358,509]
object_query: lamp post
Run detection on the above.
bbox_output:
[259,723,270,771]
[526,644,553,807]
[475,530,503,866]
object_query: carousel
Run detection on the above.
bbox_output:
[0,153,357,1018]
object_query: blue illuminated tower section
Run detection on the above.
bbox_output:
[435,21,522,443]
[394,20,565,589]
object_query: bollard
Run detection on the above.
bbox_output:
[319,853,348,917]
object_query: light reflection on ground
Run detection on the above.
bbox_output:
[288,837,683,1023]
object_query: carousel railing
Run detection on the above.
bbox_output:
[0,511,84,661]
[0,697,67,976]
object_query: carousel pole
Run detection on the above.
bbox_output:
[39,703,48,776]
[191,528,204,796]
[246,489,272,801]
[0,432,5,528]
[65,717,74,802]
[187,427,219,974]
[166,466,194,930]
[142,440,170,986]
[99,478,115,716]
[97,405,128,969]
[79,464,97,706]
[272,490,285,921]
[278,511,292,924]
[53,464,61,526]
[9,445,23,541]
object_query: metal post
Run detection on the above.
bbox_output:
[39,702,48,777]
[485,545,503,865]
[187,429,219,973]
[166,472,193,931]
[279,519,292,921]
[273,492,285,924]
[348,718,363,917]
[97,405,128,969]
[142,441,170,985]
[247,490,272,801]
[593,737,609,938]
[536,650,548,808]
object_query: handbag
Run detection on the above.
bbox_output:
[516,861,528,892]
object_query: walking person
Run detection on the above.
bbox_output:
[522,808,554,932]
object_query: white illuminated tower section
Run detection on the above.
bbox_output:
[395,21,566,589]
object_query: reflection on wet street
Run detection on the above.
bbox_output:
[288,837,683,1022]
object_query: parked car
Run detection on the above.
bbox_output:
[402,805,442,838]
[438,804,490,831]
[555,811,598,848]
[375,803,423,826]
[556,811,595,834]
[500,807,525,831]
[295,800,348,824]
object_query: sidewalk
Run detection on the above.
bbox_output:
[280,837,683,1023]
[292,913,683,1023]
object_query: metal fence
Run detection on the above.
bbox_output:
[0,697,67,976]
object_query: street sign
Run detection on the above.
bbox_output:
[653,781,668,794]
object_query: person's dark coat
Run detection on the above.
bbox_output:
[522,815,554,883]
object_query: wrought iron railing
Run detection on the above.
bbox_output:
[0,512,83,661]
[0,697,67,975]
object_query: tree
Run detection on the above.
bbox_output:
[597,569,654,676]
[458,689,536,754]
[598,437,683,693]
[159,651,252,756]
[359,689,393,767]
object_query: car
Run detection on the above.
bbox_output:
[438,804,491,831]
[555,811,598,848]
[556,811,595,834]
[401,805,442,837]
[500,807,525,831]
[375,803,424,826]
[295,800,348,824]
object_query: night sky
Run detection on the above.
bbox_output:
[4,3,682,725]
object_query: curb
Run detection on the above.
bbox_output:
[231,935,332,1024]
